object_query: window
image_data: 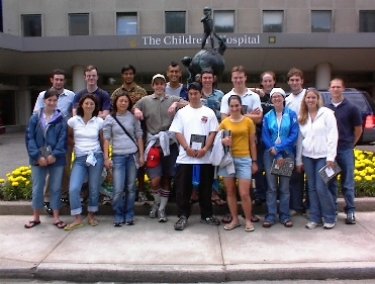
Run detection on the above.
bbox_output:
[117,12,137,35]
[214,11,235,33]
[165,11,186,33]
[311,11,331,32]
[263,11,283,33]
[22,14,41,37]
[69,13,89,36]
[359,10,375,32]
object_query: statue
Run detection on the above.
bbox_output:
[181,6,227,87]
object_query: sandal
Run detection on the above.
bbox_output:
[211,198,226,206]
[64,223,83,231]
[245,223,255,232]
[88,219,99,227]
[262,221,272,228]
[24,220,41,229]
[251,214,260,223]
[223,222,241,231]
[284,220,293,228]
[53,221,67,229]
[221,213,232,224]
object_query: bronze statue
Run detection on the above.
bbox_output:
[201,7,221,50]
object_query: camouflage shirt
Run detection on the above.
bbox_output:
[111,83,147,105]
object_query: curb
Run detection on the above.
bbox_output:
[1,197,374,215]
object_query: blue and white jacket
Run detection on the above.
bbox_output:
[25,108,67,166]
[262,107,299,159]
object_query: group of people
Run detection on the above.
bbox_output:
[24,63,362,233]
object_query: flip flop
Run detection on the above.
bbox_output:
[24,220,41,229]
[262,221,272,228]
[221,213,232,224]
[53,221,67,229]
[284,220,293,228]
[88,219,99,227]
[211,198,226,206]
[64,223,83,231]
[245,223,255,232]
[223,223,241,231]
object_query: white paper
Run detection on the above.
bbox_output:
[191,141,202,150]
[325,166,335,177]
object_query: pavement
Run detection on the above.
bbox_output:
[1,131,375,283]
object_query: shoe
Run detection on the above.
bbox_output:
[290,209,298,217]
[200,216,220,226]
[174,215,188,231]
[60,198,70,205]
[158,209,167,222]
[149,203,159,218]
[101,195,112,205]
[138,192,149,203]
[125,220,134,226]
[253,198,264,206]
[80,197,88,205]
[305,221,323,229]
[113,221,123,227]
[43,202,52,215]
[345,213,356,225]
[323,222,335,229]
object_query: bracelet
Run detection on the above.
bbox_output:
[252,160,257,163]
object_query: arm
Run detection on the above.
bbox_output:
[274,111,299,155]
[67,126,75,147]
[261,115,274,152]
[326,111,339,162]
[25,115,43,162]
[103,139,111,169]
[249,133,258,174]
[175,132,195,158]
[353,126,363,146]
[137,137,145,167]
[295,131,303,171]
[33,92,45,113]
[245,112,262,124]
[48,120,68,164]
[98,110,109,119]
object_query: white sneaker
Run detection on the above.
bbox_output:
[158,208,167,222]
[305,221,323,229]
[323,222,335,229]
[149,203,159,218]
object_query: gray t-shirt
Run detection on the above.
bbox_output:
[165,83,183,96]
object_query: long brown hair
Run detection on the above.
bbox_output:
[298,89,323,125]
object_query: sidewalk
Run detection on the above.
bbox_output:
[1,212,375,282]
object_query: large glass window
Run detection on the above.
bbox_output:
[165,11,186,33]
[117,12,137,35]
[359,10,375,32]
[263,11,283,33]
[214,10,235,33]
[69,13,89,36]
[311,10,332,32]
[21,14,41,37]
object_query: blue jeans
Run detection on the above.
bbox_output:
[328,148,355,214]
[31,165,64,210]
[69,153,104,215]
[303,156,336,224]
[112,154,137,222]
[263,152,292,224]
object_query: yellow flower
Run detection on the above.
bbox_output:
[0,178,5,183]
[355,176,362,181]
[6,173,11,177]
[360,171,366,177]
[12,182,19,187]
[26,181,30,185]
[365,176,372,181]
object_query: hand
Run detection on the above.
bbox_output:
[269,147,277,156]
[139,156,145,167]
[257,89,265,97]
[296,165,303,173]
[134,108,144,120]
[104,159,112,170]
[46,155,56,164]
[222,136,232,146]
[37,157,47,166]
[251,162,258,174]
[276,158,284,168]
[194,148,207,159]
[250,107,261,115]
[326,161,334,168]
[168,103,177,115]
[185,147,196,157]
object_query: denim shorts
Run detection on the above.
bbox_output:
[217,156,252,180]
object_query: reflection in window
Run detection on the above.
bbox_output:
[165,11,186,33]
[263,11,283,33]
[359,10,375,32]
[22,14,42,37]
[311,11,332,32]
[117,12,137,35]
[214,11,234,33]
[69,13,89,36]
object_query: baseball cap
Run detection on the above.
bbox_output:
[146,147,160,168]
[151,74,166,84]
[188,82,202,92]
[270,88,286,98]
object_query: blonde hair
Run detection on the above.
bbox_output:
[298,89,323,125]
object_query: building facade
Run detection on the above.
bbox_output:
[0,0,375,127]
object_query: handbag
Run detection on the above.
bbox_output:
[112,116,140,169]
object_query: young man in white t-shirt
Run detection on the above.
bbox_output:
[285,67,307,216]
[169,82,220,231]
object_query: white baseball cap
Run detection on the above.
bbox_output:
[151,74,166,84]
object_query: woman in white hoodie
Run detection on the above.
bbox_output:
[296,89,338,230]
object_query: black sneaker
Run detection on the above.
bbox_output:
[43,202,52,215]
[345,213,356,225]
[174,215,188,231]
[253,198,265,206]
[60,198,70,205]
[200,216,220,226]
[125,220,134,226]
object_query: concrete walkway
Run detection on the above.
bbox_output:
[1,212,375,282]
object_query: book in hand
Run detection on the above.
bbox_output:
[221,130,231,153]
[190,134,206,150]
[318,161,342,184]
[39,145,52,158]
[270,157,294,177]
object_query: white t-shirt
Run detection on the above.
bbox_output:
[220,88,262,115]
[285,89,306,115]
[67,115,104,157]
[169,105,218,164]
